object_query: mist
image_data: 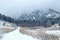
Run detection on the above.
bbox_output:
[0,0,60,18]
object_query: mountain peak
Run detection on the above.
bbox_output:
[48,8,60,14]
[18,8,60,20]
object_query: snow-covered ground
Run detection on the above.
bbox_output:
[45,30,60,35]
[0,27,60,40]
[0,27,39,40]
[0,20,16,27]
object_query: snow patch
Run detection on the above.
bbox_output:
[45,30,60,35]
[1,27,38,40]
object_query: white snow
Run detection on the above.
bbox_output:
[0,20,16,27]
[46,14,51,17]
[33,16,35,20]
[0,27,60,40]
[1,27,38,40]
[0,26,60,40]
[45,30,60,35]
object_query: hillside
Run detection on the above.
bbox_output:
[17,8,60,27]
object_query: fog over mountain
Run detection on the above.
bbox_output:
[0,0,60,18]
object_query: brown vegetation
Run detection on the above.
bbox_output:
[20,27,60,40]
[47,27,60,30]
[0,27,18,33]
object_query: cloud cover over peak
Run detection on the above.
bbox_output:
[0,0,60,18]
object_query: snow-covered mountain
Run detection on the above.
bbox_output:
[44,8,60,18]
[18,8,60,21]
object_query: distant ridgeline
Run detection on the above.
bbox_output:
[16,8,60,27]
[0,13,15,23]
[0,8,60,27]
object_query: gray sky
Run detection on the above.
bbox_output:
[0,0,60,18]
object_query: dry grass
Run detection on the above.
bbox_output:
[20,27,60,40]
[47,27,60,30]
[0,27,18,33]
[30,26,60,30]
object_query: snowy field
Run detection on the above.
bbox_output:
[45,30,60,35]
[0,27,60,40]
[0,27,39,40]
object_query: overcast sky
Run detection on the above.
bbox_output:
[0,0,60,18]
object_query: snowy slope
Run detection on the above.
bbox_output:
[0,20,15,27]
[1,27,38,40]
[18,8,60,21]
